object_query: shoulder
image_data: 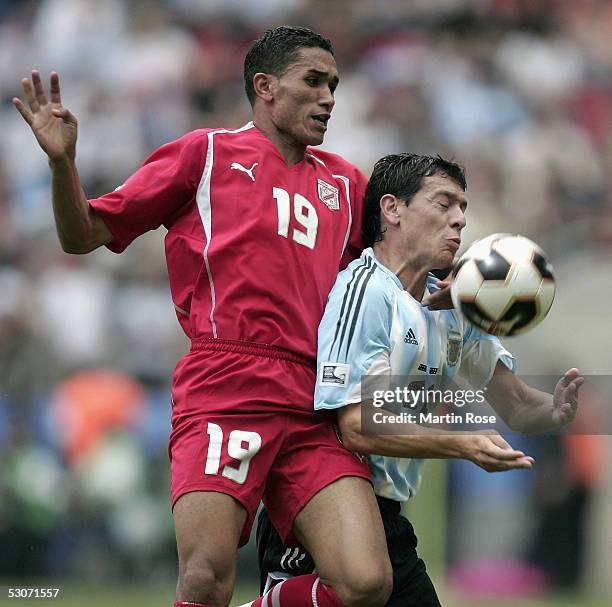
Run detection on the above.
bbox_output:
[171,124,260,167]
[175,128,212,145]
[331,253,394,308]
[138,129,212,174]
[307,148,366,181]
[183,123,259,145]
[319,254,394,358]
[153,129,210,158]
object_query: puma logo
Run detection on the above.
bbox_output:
[230,162,258,182]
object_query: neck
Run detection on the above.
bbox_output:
[373,242,429,301]
[253,114,306,167]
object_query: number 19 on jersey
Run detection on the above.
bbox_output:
[274,187,318,250]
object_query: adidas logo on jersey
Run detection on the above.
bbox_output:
[404,328,418,345]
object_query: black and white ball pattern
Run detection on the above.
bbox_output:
[450,234,555,336]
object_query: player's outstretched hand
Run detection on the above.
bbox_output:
[461,432,534,472]
[13,70,77,161]
[422,279,453,310]
[552,368,583,427]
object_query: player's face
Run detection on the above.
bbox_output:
[399,174,467,270]
[269,47,338,147]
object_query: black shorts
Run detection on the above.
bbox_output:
[256,495,442,607]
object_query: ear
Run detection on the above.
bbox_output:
[380,194,402,227]
[253,72,276,103]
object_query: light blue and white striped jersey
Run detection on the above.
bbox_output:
[314,248,515,503]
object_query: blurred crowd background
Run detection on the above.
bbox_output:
[1,0,611,602]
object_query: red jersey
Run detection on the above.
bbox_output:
[89,122,366,414]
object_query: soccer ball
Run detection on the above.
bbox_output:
[450,233,555,336]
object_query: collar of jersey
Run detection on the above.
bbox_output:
[362,248,439,301]
[249,121,314,170]
[361,248,404,290]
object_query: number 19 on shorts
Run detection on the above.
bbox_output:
[204,423,262,484]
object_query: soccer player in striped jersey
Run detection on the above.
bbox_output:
[256,153,583,606]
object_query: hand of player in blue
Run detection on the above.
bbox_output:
[421,279,453,310]
[462,432,534,472]
[552,368,584,427]
[13,70,78,161]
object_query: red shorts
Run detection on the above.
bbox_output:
[169,410,370,546]
[169,343,370,547]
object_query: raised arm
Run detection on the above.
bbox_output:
[13,70,112,253]
[337,402,534,473]
[485,361,583,433]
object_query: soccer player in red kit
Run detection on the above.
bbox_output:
[13,26,446,607]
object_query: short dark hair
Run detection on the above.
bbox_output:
[244,26,334,106]
[362,153,467,248]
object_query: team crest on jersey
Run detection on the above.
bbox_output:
[317,179,340,210]
[447,330,462,366]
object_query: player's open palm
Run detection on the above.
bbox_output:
[552,368,583,427]
[13,70,77,161]
[463,433,534,472]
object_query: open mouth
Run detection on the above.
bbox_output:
[312,115,330,127]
